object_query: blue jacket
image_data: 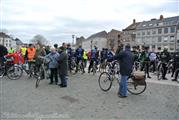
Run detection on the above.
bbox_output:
[76,48,84,59]
[46,52,60,68]
[114,48,133,76]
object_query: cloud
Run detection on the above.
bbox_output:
[1,0,178,45]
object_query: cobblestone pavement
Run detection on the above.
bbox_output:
[0,71,179,120]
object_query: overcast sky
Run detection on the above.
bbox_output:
[1,0,179,45]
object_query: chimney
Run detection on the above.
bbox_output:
[160,15,164,20]
[133,19,136,24]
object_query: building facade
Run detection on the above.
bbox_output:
[122,19,141,47]
[82,31,108,51]
[136,15,179,52]
[0,32,17,50]
[107,29,122,50]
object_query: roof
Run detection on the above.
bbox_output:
[137,16,179,30]
[0,32,11,38]
[87,31,108,40]
[123,22,141,31]
[15,38,23,45]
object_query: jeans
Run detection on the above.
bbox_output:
[118,75,128,96]
[50,68,58,83]
[59,75,68,86]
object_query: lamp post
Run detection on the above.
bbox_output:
[72,35,75,46]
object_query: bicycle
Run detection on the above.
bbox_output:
[35,56,50,88]
[0,57,22,80]
[98,69,147,95]
[98,60,120,91]
[157,61,170,80]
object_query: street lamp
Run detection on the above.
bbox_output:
[72,35,75,45]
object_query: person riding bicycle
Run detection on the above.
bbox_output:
[171,49,179,82]
[67,43,73,71]
[75,45,84,73]
[140,46,151,78]
[159,46,171,80]
[149,48,157,73]
[132,46,140,71]
[33,44,46,78]
[0,44,8,66]
[88,46,98,73]
[83,50,88,68]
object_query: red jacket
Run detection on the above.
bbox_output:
[5,51,25,64]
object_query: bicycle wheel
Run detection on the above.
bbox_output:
[157,66,163,80]
[93,64,97,75]
[0,66,5,78]
[7,65,23,80]
[98,72,112,92]
[35,76,41,88]
[35,65,45,88]
[127,77,147,95]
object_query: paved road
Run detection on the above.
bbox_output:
[0,72,179,120]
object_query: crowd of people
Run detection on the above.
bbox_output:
[0,43,179,97]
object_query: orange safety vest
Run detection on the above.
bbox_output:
[27,48,36,61]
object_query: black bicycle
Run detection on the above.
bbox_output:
[0,58,22,80]
[98,70,147,95]
[35,56,50,88]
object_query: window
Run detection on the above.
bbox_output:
[149,23,153,26]
[163,36,168,41]
[152,30,156,34]
[158,36,162,42]
[170,27,175,33]
[147,31,150,35]
[158,28,162,34]
[170,36,175,40]
[143,24,146,27]
[158,46,161,50]
[137,32,140,36]
[158,22,163,26]
[164,28,168,34]
[9,44,11,47]
[177,40,179,43]
[142,32,145,35]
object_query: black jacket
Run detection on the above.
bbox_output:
[114,48,133,76]
[0,45,8,57]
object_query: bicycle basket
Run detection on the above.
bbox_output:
[132,71,145,81]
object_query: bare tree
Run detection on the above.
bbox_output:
[30,34,48,46]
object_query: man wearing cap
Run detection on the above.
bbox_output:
[114,44,133,98]
[171,49,179,82]
[159,47,171,80]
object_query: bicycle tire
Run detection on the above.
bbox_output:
[127,76,147,95]
[0,66,5,78]
[7,65,23,80]
[98,72,112,92]
[93,64,96,75]
[35,65,44,88]
[35,76,41,88]
[157,65,163,80]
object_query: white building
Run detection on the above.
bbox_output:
[82,31,108,51]
[0,32,17,50]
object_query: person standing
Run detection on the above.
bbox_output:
[75,45,84,73]
[149,48,157,73]
[159,47,171,80]
[46,47,59,85]
[8,47,14,54]
[114,44,133,98]
[0,44,8,65]
[171,49,179,81]
[57,44,68,87]
[140,46,151,78]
